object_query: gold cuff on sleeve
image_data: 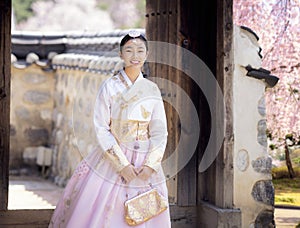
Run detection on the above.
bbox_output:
[144,148,164,172]
[104,144,130,172]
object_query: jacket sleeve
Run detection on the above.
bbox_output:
[93,80,130,172]
[143,94,168,172]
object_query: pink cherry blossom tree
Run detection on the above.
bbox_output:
[233,0,300,178]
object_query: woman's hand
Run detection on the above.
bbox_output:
[137,165,155,181]
[120,165,138,183]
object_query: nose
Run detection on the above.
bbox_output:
[132,51,138,58]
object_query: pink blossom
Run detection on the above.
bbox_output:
[234,0,300,146]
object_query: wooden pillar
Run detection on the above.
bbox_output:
[215,0,234,209]
[0,0,11,210]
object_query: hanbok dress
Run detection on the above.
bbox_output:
[49,70,171,228]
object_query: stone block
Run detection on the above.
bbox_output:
[258,96,266,117]
[40,109,52,120]
[257,119,268,147]
[23,90,51,105]
[24,128,49,145]
[36,146,52,166]
[236,149,249,172]
[23,147,38,164]
[23,72,47,84]
[55,130,63,144]
[252,156,272,174]
[15,106,30,120]
[55,112,64,128]
[251,180,274,206]
[255,210,275,228]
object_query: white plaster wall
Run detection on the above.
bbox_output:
[233,25,273,227]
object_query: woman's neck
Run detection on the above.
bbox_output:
[124,67,141,83]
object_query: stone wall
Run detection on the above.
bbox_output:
[233,25,274,228]
[10,52,123,181]
[50,54,122,186]
[9,29,133,177]
[10,62,55,169]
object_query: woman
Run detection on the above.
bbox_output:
[49,30,171,227]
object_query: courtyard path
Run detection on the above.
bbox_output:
[8,175,300,227]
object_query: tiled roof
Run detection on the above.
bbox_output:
[11,28,145,70]
[51,53,123,74]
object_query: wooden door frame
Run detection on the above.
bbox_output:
[0,1,54,226]
[0,0,11,211]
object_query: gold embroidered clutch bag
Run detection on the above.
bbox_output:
[124,188,168,226]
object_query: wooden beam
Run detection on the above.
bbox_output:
[215,0,234,208]
[0,209,53,227]
[0,0,11,211]
[0,206,199,228]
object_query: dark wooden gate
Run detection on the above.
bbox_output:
[145,0,238,227]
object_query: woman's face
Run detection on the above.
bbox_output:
[120,38,148,69]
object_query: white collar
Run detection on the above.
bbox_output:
[120,69,144,86]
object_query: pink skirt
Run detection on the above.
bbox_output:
[48,145,171,228]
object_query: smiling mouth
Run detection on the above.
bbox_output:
[130,60,140,65]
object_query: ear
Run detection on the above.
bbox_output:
[119,51,123,59]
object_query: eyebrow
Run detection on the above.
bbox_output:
[123,44,146,49]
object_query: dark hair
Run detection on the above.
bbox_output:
[120,33,148,51]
